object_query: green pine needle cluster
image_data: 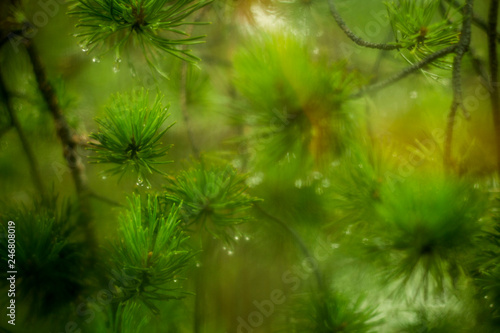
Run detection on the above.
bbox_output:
[374,177,486,294]
[287,292,380,333]
[0,196,86,316]
[386,0,461,69]
[233,34,361,171]
[88,90,173,183]
[327,148,382,231]
[70,0,212,67]
[474,196,500,322]
[109,194,194,314]
[163,163,260,243]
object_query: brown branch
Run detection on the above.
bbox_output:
[351,45,457,99]
[0,68,45,194]
[327,0,400,50]
[24,40,96,251]
[444,0,474,170]
[488,0,500,174]
[180,62,201,160]
[89,191,123,207]
[179,8,210,161]
[254,203,330,324]
[445,0,500,43]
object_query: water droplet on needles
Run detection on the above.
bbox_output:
[113,58,122,73]
[234,236,239,241]
[101,175,107,180]
[311,171,322,180]
[173,279,177,283]
[227,250,234,256]
[92,57,100,63]
[79,43,89,52]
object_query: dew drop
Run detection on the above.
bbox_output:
[79,42,89,52]
[247,172,263,188]
[173,279,177,283]
[295,179,303,189]
[490,303,494,308]
[232,159,242,169]
[113,65,120,73]
[331,243,340,249]
[227,250,233,256]
[312,171,322,180]
[410,91,418,99]
[234,236,239,241]
[92,57,100,63]
[196,262,201,267]
[245,236,250,241]
[130,67,137,78]
[485,295,489,299]
[101,175,107,180]
[322,179,331,188]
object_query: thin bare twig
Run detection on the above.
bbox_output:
[24,40,96,251]
[179,8,210,160]
[0,68,45,194]
[488,0,500,174]
[351,45,457,99]
[445,0,500,43]
[444,0,474,170]
[254,204,331,325]
[89,191,123,207]
[327,0,400,50]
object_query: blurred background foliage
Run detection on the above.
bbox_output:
[0,0,499,332]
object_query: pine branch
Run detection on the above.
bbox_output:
[488,0,500,174]
[444,0,500,43]
[469,47,491,91]
[254,204,331,326]
[24,40,97,252]
[440,1,491,90]
[444,0,474,170]
[89,191,123,207]
[179,7,209,160]
[327,0,400,50]
[350,45,457,98]
[0,67,45,195]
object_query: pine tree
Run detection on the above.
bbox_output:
[0,0,500,332]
